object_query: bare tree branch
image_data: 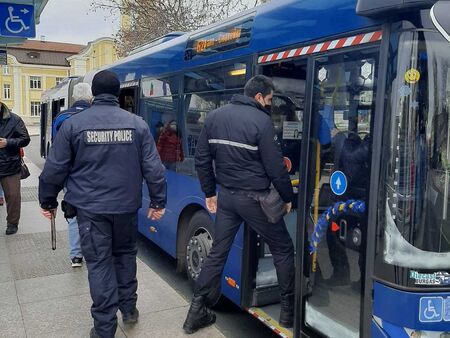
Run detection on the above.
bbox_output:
[92,0,270,57]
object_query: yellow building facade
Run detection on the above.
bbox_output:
[68,38,118,76]
[0,37,118,125]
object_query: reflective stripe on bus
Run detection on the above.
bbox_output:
[246,307,292,338]
[258,30,382,64]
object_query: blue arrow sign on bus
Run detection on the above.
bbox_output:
[0,3,35,38]
[330,171,348,196]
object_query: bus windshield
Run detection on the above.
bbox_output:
[380,30,450,269]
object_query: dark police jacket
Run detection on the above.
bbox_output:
[195,94,294,203]
[39,94,167,214]
[0,103,30,178]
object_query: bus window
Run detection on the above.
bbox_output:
[379,30,450,272]
[140,96,179,170]
[305,49,378,338]
[178,90,243,176]
[178,63,247,176]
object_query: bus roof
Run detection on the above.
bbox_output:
[106,0,381,82]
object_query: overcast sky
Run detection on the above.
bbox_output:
[35,0,119,45]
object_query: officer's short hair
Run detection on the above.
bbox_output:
[72,83,93,102]
[244,75,275,98]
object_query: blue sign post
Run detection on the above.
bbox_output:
[0,3,35,38]
[330,171,348,196]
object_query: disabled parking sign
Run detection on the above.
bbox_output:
[330,171,347,196]
[419,297,443,323]
[0,3,35,38]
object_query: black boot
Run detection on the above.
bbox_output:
[279,293,294,328]
[5,224,18,235]
[122,307,139,325]
[183,295,216,334]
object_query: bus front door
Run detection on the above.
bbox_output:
[298,48,379,338]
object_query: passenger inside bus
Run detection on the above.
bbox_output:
[156,120,184,170]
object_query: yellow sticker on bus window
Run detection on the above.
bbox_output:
[405,69,421,84]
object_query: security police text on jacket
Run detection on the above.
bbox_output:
[38,70,167,338]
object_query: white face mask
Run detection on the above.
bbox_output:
[169,123,177,132]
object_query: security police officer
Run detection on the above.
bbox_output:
[183,75,295,334]
[39,70,167,338]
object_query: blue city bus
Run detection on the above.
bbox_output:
[40,0,450,336]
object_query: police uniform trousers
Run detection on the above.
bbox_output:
[195,187,295,298]
[78,210,138,338]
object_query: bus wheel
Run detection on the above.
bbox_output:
[185,210,221,307]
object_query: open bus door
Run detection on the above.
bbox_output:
[119,81,139,114]
[40,102,48,158]
[248,35,382,338]
[295,48,379,338]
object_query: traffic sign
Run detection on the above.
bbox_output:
[0,3,35,38]
[419,297,443,323]
[330,171,347,196]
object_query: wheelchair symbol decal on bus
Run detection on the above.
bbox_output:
[5,6,30,34]
[419,297,443,323]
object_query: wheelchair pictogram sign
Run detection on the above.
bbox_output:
[0,3,35,38]
[419,297,443,323]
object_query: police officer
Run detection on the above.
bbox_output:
[183,75,295,334]
[39,70,167,338]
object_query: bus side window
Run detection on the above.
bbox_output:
[139,96,178,170]
[177,91,243,176]
[177,62,247,176]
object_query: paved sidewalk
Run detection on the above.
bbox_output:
[0,157,225,338]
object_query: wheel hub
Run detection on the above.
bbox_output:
[186,230,212,280]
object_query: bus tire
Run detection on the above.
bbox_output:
[184,210,221,307]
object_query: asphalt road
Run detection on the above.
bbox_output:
[28,135,276,338]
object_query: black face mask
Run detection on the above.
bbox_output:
[265,104,272,111]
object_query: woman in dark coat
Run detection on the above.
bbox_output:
[0,102,30,235]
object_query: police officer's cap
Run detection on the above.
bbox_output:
[92,70,120,97]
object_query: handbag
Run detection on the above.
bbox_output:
[258,187,287,224]
[20,159,30,180]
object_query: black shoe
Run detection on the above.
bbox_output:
[183,295,216,334]
[89,327,100,338]
[122,307,139,325]
[5,225,18,235]
[279,293,294,328]
[71,257,83,268]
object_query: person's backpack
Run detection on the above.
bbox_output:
[51,106,86,142]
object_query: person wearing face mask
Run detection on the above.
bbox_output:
[156,119,184,170]
[183,75,295,333]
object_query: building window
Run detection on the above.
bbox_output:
[30,76,42,89]
[56,77,64,85]
[3,84,11,100]
[30,101,41,117]
[2,65,9,75]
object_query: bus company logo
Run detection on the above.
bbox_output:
[410,271,450,286]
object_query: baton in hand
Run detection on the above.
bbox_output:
[51,210,56,250]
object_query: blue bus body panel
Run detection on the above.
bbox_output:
[108,0,380,83]
[373,282,450,332]
[138,168,244,306]
[106,0,381,310]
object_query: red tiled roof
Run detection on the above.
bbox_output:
[10,40,86,54]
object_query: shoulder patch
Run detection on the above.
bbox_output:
[84,129,135,145]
